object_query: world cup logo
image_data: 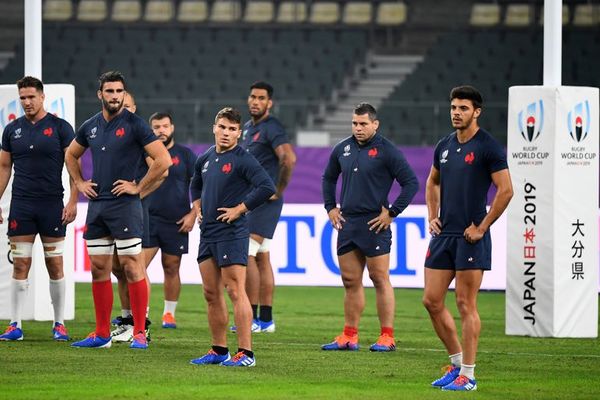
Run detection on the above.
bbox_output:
[567,100,591,143]
[517,100,544,142]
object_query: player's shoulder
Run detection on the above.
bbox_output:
[123,109,147,128]
[78,112,101,131]
[333,136,354,152]
[47,113,73,130]
[200,145,216,158]
[265,116,285,130]
[377,134,398,149]
[3,117,22,132]
[475,128,503,149]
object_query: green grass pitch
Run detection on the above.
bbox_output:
[1,284,599,399]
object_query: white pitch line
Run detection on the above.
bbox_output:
[262,341,600,359]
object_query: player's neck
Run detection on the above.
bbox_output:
[166,140,175,149]
[252,112,269,125]
[25,109,47,124]
[102,108,122,122]
[456,124,479,143]
[216,143,237,153]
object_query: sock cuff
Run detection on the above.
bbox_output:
[343,325,358,337]
[128,278,146,288]
[11,278,29,290]
[49,277,65,284]
[461,363,476,368]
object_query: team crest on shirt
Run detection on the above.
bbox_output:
[201,160,209,173]
[464,152,475,165]
[13,128,21,139]
[89,127,97,139]
[115,127,125,137]
[222,163,232,174]
[368,147,378,158]
[43,127,53,137]
[440,149,449,163]
[342,145,351,157]
[172,156,180,166]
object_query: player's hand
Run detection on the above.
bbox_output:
[216,204,245,224]
[327,207,345,230]
[367,206,393,234]
[464,222,485,244]
[196,211,203,225]
[111,180,139,196]
[269,192,281,201]
[177,211,196,233]
[77,180,98,199]
[62,200,77,225]
[0,206,3,224]
[429,217,442,236]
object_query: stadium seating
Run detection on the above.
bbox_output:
[76,0,107,21]
[342,2,372,25]
[111,0,142,22]
[469,3,500,27]
[504,4,532,27]
[276,1,307,23]
[375,2,407,26]
[144,0,175,23]
[176,0,208,23]
[43,0,72,21]
[209,0,242,22]
[309,2,340,24]
[243,1,275,23]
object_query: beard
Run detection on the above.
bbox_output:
[162,135,173,147]
[102,98,122,115]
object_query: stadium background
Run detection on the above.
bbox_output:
[0,1,599,399]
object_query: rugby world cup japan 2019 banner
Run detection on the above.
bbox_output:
[0,84,76,321]
[506,86,599,338]
[71,203,509,290]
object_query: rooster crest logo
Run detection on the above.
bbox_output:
[464,152,475,165]
[222,163,232,174]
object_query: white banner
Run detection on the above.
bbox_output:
[0,84,76,321]
[72,203,509,290]
[506,86,599,338]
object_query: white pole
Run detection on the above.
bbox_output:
[24,0,43,79]
[543,0,562,87]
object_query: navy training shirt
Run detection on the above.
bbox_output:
[433,128,508,236]
[241,116,289,185]
[1,113,74,199]
[190,145,275,242]
[75,109,157,201]
[322,133,419,217]
[148,143,197,222]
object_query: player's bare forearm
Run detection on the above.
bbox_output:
[478,169,513,232]
[425,167,441,222]
[0,160,13,199]
[137,154,172,197]
[274,144,296,197]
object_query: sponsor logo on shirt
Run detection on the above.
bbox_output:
[43,127,53,137]
[440,149,448,163]
[242,129,248,140]
[13,128,21,139]
[342,145,351,157]
[222,163,232,174]
[201,160,209,173]
[9,220,17,230]
[253,132,260,142]
[368,147,378,158]
[115,127,125,137]
[172,156,180,166]
[464,152,475,165]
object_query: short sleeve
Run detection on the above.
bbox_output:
[186,148,197,180]
[267,119,289,150]
[135,118,157,147]
[1,125,12,152]
[75,122,89,148]
[59,119,75,149]
[485,139,508,174]
[432,139,443,170]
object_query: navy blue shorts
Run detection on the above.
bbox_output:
[7,197,66,237]
[247,198,283,239]
[147,216,188,255]
[197,237,248,267]
[141,197,151,248]
[424,234,492,271]
[84,198,144,240]
[337,215,391,257]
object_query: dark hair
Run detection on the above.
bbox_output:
[354,102,377,121]
[215,107,241,127]
[250,81,274,98]
[125,91,136,105]
[98,70,126,91]
[149,112,173,124]
[450,85,483,109]
[17,76,43,92]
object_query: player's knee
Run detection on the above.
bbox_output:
[162,262,180,276]
[224,284,242,302]
[202,286,220,303]
[112,266,125,280]
[422,295,443,314]
[45,258,64,280]
[341,275,360,290]
[368,271,389,288]
[455,296,476,316]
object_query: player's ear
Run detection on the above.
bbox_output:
[97,90,102,101]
